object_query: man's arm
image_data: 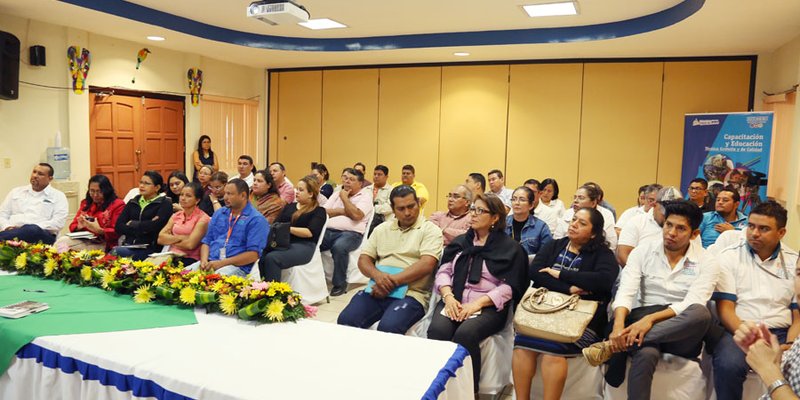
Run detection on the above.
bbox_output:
[0,190,14,230]
[209,250,259,270]
[616,245,634,267]
[340,191,365,221]
[787,309,800,344]
[199,244,210,269]
[392,255,438,285]
[716,299,742,334]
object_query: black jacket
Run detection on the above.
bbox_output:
[115,195,173,251]
[529,237,619,335]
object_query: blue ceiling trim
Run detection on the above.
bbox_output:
[58,0,704,52]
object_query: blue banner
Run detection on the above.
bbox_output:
[680,112,774,214]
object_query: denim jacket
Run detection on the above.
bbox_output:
[504,214,553,256]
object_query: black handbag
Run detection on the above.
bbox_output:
[265,222,291,252]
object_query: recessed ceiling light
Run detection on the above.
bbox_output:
[298,18,347,30]
[523,1,578,17]
[453,52,471,57]
[146,36,165,41]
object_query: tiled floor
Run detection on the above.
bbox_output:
[312,284,515,400]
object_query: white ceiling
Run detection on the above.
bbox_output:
[1,0,799,69]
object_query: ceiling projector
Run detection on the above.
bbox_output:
[247,1,310,25]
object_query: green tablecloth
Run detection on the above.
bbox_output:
[0,275,197,375]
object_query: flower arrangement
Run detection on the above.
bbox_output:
[0,240,316,324]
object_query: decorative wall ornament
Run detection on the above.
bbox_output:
[67,46,91,94]
[187,68,203,106]
[131,48,151,84]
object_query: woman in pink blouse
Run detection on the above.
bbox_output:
[157,182,210,265]
[56,174,125,252]
[427,192,529,394]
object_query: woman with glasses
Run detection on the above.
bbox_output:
[198,171,228,217]
[250,169,286,224]
[113,171,173,261]
[196,165,214,197]
[166,171,189,212]
[427,193,529,395]
[55,174,125,252]
[505,186,553,256]
[512,207,618,400]
[554,185,618,250]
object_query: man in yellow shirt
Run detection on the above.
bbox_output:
[392,164,429,209]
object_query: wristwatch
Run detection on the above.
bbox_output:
[768,378,789,396]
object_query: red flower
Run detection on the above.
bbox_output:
[206,273,222,282]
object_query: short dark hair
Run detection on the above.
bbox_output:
[84,174,119,211]
[488,169,504,179]
[523,179,541,189]
[468,173,486,190]
[269,162,286,171]
[574,207,608,253]
[664,200,703,231]
[254,170,280,195]
[354,162,367,171]
[343,167,364,182]
[541,178,560,200]
[142,170,164,191]
[227,178,250,195]
[474,193,507,232]
[38,162,54,177]
[313,163,330,180]
[238,155,256,174]
[690,178,709,190]
[389,185,418,208]
[751,200,788,229]
[719,185,741,203]
[374,165,389,175]
[184,182,204,200]
[638,184,649,194]
[583,181,604,201]
[577,184,602,203]
[402,164,415,174]
[210,171,229,184]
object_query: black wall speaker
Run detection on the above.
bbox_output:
[0,31,21,100]
[30,45,46,66]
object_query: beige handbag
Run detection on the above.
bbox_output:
[513,287,598,343]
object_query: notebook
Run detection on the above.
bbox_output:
[0,300,50,319]
[364,265,408,299]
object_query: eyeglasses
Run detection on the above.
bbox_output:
[446,193,463,200]
[511,197,529,203]
[469,205,490,215]
[210,185,225,191]
[688,186,706,192]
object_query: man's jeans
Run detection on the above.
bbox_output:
[319,228,363,288]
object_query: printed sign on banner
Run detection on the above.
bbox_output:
[680,112,774,215]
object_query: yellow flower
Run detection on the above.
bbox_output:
[14,253,27,270]
[179,287,197,305]
[189,275,200,285]
[43,258,58,276]
[80,266,93,282]
[133,284,155,303]
[267,281,292,297]
[219,293,238,315]
[264,299,285,322]
[100,271,115,290]
[153,274,166,287]
[210,281,224,293]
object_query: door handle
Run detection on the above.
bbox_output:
[135,149,142,171]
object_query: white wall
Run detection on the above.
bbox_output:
[0,13,265,200]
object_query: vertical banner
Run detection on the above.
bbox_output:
[680,112,774,215]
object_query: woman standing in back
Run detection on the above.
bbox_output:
[192,135,218,182]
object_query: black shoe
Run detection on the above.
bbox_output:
[330,285,347,297]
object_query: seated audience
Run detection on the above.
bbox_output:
[555,185,618,250]
[687,177,714,212]
[523,178,558,235]
[615,184,659,235]
[250,169,286,224]
[311,163,334,199]
[354,162,372,188]
[236,155,256,188]
[699,185,748,248]
[192,179,268,277]
[513,207,618,400]
[114,171,173,260]
[734,322,800,399]
[368,164,393,236]
[338,185,443,333]
[322,168,373,296]
[428,193,528,394]
[269,162,295,204]
[710,201,800,399]
[157,182,210,266]
[505,186,552,256]
[392,164,429,209]
[198,171,228,217]
[0,163,68,245]
[197,165,214,196]
[465,172,486,195]
[258,176,326,282]
[616,186,683,267]
[487,169,513,209]
[539,178,566,218]
[166,171,189,212]
[583,181,617,220]
[582,201,716,400]
[56,174,125,252]
[429,184,472,245]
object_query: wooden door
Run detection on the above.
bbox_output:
[90,93,185,194]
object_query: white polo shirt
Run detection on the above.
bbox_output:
[707,229,745,256]
[533,202,558,235]
[492,186,514,209]
[712,242,799,328]
[554,206,618,250]
[618,210,703,249]
[616,205,646,230]
[613,239,717,315]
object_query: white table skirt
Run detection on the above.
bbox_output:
[0,309,473,400]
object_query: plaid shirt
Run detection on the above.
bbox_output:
[760,341,800,399]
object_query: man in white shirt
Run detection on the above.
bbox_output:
[583,200,717,399]
[321,168,373,296]
[710,201,800,400]
[0,163,68,245]
[487,169,513,209]
[367,165,392,236]
[236,155,255,188]
[616,184,661,236]
[524,178,558,235]
[616,186,684,267]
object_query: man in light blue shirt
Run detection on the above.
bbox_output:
[698,186,747,248]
